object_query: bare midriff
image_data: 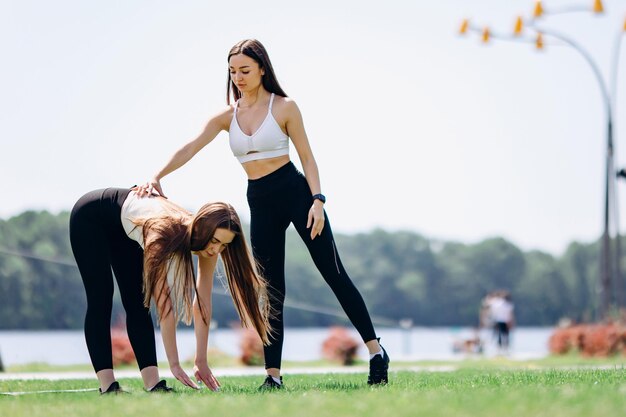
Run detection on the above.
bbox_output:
[241,155,291,180]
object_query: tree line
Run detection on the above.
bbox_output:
[0,209,605,329]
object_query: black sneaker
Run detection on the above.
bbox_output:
[367,340,390,385]
[258,375,283,390]
[148,380,174,393]
[99,381,127,395]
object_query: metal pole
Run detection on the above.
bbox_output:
[531,25,614,319]
[602,124,614,318]
[610,29,625,309]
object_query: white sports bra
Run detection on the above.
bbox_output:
[229,93,290,163]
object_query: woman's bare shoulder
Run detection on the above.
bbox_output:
[207,104,236,130]
[216,104,236,120]
[275,95,297,106]
[274,96,301,117]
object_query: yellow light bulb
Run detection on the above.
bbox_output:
[536,32,544,50]
[593,0,604,14]
[533,0,544,18]
[459,18,469,35]
[482,27,490,43]
[514,16,523,36]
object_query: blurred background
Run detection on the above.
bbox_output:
[1,0,625,368]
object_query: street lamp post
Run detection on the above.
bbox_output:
[459,1,626,319]
[612,15,626,309]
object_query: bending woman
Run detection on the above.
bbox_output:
[69,187,270,394]
[137,39,389,388]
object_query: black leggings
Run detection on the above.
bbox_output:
[69,188,157,372]
[247,162,377,369]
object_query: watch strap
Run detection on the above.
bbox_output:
[312,193,326,203]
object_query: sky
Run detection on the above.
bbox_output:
[1,0,625,256]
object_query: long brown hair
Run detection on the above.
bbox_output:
[227,39,287,104]
[139,200,272,344]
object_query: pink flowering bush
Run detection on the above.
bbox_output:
[111,327,136,366]
[548,323,626,357]
[321,326,360,365]
[239,328,264,366]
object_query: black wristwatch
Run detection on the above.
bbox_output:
[312,193,326,204]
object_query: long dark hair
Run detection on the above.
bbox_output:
[227,39,287,104]
[139,200,272,344]
[190,202,272,344]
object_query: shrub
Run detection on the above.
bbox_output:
[111,328,136,366]
[321,326,360,365]
[549,322,626,357]
[548,325,584,354]
[239,328,264,366]
[581,323,622,357]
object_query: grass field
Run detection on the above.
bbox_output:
[4,351,626,372]
[1,360,625,417]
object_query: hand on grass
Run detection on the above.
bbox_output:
[170,363,199,389]
[193,362,221,391]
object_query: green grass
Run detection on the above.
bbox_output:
[5,353,625,373]
[393,353,626,369]
[1,368,625,417]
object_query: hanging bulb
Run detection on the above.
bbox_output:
[593,0,604,14]
[536,32,544,50]
[533,0,544,18]
[459,18,469,35]
[514,16,523,36]
[482,27,490,43]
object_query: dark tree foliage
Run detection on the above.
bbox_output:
[0,211,603,329]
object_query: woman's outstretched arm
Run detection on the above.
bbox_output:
[192,253,221,391]
[154,281,199,389]
[138,108,232,198]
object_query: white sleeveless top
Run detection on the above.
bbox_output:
[120,191,167,249]
[229,93,290,163]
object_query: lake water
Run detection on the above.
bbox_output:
[0,327,554,366]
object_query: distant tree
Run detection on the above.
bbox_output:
[516,251,571,325]
[559,242,597,322]
[0,210,607,328]
[437,238,525,325]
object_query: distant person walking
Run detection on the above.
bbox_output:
[136,39,389,389]
[488,290,515,354]
[70,187,270,394]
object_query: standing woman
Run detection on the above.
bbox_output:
[69,187,270,394]
[137,39,389,388]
